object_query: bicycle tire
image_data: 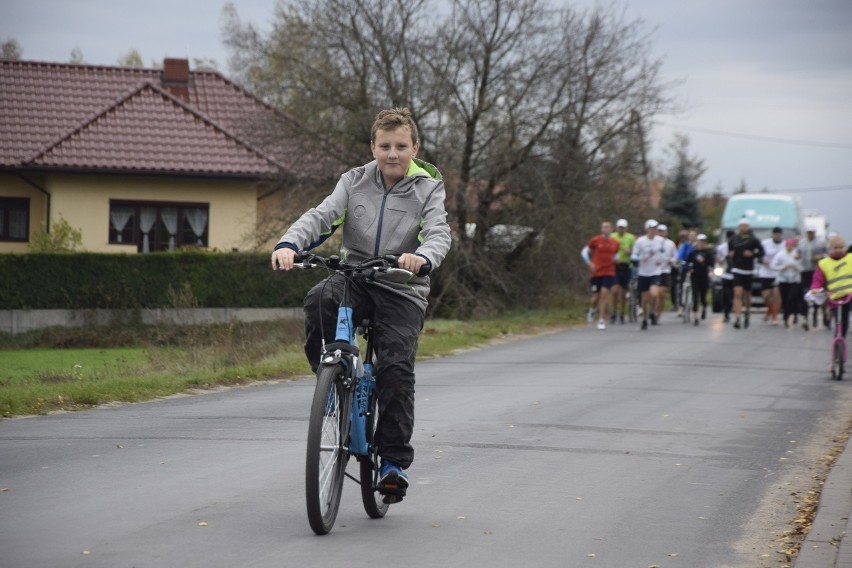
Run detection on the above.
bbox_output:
[360,391,389,519]
[306,365,351,535]
[682,285,693,323]
[629,279,639,323]
[832,343,844,380]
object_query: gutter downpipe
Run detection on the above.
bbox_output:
[15,170,51,233]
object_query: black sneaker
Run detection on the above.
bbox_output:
[701,307,706,320]
[619,314,625,324]
[650,312,658,325]
[641,319,648,330]
[744,314,750,329]
[733,318,741,329]
[610,313,617,324]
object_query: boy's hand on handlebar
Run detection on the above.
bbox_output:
[397,253,426,275]
[271,248,297,271]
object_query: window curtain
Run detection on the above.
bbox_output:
[161,207,178,250]
[8,208,27,239]
[139,206,157,253]
[109,206,132,243]
[185,208,208,245]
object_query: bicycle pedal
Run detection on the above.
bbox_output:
[382,493,404,504]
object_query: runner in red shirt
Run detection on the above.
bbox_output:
[581,220,621,330]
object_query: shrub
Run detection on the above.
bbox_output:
[0,251,322,309]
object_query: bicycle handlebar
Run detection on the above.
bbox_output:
[828,293,852,307]
[295,251,432,277]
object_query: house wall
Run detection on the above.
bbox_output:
[43,174,257,253]
[2,172,258,253]
[0,173,50,253]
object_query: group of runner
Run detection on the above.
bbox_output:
[581,218,713,330]
[715,219,833,330]
[580,217,844,332]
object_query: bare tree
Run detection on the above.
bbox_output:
[69,46,84,64]
[1,38,22,60]
[222,0,675,315]
[223,0,433,162]
[117,48,144,68]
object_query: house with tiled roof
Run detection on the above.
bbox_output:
[0,58,324,253]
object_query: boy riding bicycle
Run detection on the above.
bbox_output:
[271,108,451,501]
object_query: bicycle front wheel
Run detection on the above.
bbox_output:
[629,281,639,323]
[832,342,844,380]
[360,392,389,519]
[306,365,351,535]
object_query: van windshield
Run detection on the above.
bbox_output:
[721,196,800,230]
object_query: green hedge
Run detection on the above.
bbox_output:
[0,252,323,310]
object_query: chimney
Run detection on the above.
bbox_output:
[161,58,191,101]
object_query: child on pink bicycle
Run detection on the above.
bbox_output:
[806,235,852,339]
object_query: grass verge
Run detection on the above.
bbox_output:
[0,308,583,417]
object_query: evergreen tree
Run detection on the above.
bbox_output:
[660,135,705,229]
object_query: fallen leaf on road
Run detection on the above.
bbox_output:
[198,521,208,526]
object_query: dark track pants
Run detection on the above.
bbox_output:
[304,275,422,469]
[779,282,802,323]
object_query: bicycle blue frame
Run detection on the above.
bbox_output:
[333,305,375,456]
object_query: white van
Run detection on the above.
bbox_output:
[719,193,804,240]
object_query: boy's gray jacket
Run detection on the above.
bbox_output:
[277,158,452,312]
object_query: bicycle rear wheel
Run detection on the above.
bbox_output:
[306,365,350,535]
[360,392,389,519]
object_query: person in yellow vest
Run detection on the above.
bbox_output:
[808,235,852,339]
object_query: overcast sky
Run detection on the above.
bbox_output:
[2,0,851,238]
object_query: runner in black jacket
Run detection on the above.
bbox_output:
[727,218,765,329]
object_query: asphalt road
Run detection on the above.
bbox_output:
[2,311,851,568]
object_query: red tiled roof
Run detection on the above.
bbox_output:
[0,59,303,177]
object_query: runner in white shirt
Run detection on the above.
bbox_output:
[770,237,803,328]
[757,227,784,326]
[655,224,678,320]
[631,219,664,330]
